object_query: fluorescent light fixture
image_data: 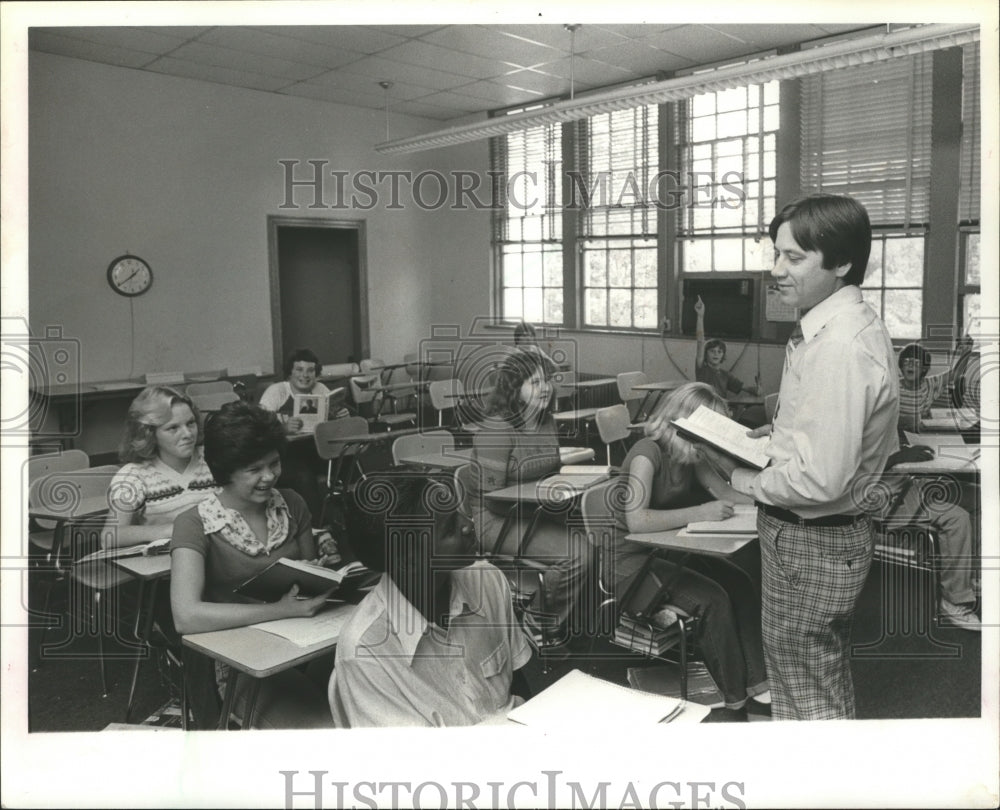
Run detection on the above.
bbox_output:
[375,23,979,155]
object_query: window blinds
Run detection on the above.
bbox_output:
[959,42,980,223]
[574,105,659,238]
[800,54,933,228]
[490,121,562,243]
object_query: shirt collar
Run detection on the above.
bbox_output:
[197,489,289,549]
[799,284,862,344]
[378,564,488,663]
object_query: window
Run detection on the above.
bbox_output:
[959,230,980,336]
[576,106,659,329]
[678,82,779,274]
[959,42,980,225]
[492,120,563,324]
[860,234,925,340]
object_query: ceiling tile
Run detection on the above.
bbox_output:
[281,82,382,110]
[135,26,211,41]
[424,26,561,66]
[169,41,323,81]
[642,25,759,63]
[331,54,472,91]
[29,30,157,69]
[36,26,190,54]
[498,68,569,97]
[595,24,686,41]
[145,56,290,93]
[392,98,467,121]
[414,90,492,114]
[300,70,431,102]
[377,40,502,80]
[197,27,366,70]
[372,25,448,39]
[452,80,542,107]
[542,54,639,84]
[263,25,408,54]
[497,24,626,53]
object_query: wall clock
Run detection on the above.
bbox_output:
[107,254,153,297]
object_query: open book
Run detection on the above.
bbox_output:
[79,537,171,563]
[249,603,356,647]
[536,465,612,502]
[234,558,376,602]
[672,405,770,470]
[507,669,709,727]
[292,388,347,433]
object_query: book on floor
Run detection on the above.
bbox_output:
[234,557,375,602]
[671,405,770,470]
[627,662,725,709]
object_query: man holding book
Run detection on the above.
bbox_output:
[697,195,898,721]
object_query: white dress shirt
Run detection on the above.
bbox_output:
[732,285,899,518]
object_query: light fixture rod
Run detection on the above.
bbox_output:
[375,23,978,154]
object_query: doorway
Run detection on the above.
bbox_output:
[267,216,369,373]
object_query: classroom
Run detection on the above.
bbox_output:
[4,6,997,803]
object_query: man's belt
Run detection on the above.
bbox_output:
[756,501,867,528]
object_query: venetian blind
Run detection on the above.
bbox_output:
[490,121,562,243]
[574,105,659,239]
[800,54,933,227]
[959,42,981,223]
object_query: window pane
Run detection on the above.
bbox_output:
[543,250,562,286]
[716,86,747,113]
[634,288,657,329]
[714,238,743,271]
[862,289,882,317]
[609,289,632,327]
[634,247,657,287]
[965,233,980,285]
[543,288,563,324]
[884,290,922,339]
[523,290,543,323]
[863,242,883,288]
[504,288,522,319]
[585,288,607,326]
[608,250,632,287]
[962,293,980,336]
[522,251,542,287]
[503,253,523,288]
[521,216,541,241]
[745,237,771,272]
[884,238,924,287]
[584,248,605,286]
[691,116,715,142]
[685,240,712,273]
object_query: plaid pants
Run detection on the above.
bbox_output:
[759,510,873,720]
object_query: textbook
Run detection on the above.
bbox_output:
[671,405,770,470]
[250,603,356,647]
[235,558,376,602]
[627,662,725,709]
[507,669,708,727]
[292,388,348,433]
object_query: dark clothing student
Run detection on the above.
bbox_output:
[700,194,898,721]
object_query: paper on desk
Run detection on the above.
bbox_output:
[902,432,976,457]
[507,669,708,728]
[250,604,354,647]
[686,504,757,534]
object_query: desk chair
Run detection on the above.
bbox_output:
[189,391,240,413]
[553,370,577,410]
[370,365,418,430]
[454,464,559,660]
[428,378,483,435]
[28,449,90,562]
[391,430,455,466]
[579,481,695,698]
[617,371,649,421]
[185,380,235,397]
[313,417,370,531]
[30,465,138,696]
[595,404,631,467]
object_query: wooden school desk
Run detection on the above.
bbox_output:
[625,528,757,559]
[111,553,172,724]
[182,603,355,730]
[557,376,617,409]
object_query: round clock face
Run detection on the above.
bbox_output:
[107,255,153,297]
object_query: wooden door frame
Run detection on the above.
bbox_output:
[267,215,369,375]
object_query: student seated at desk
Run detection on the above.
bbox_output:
[259,347,345,528]
[870,437,980,631]
[612,382,770,716]
[171,401,333,729]
[328,474,532,727]
[468,352,596,640]
[105,386,218,549]
[897,338,973,434]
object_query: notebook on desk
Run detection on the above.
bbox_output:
[535,467,610,502]
[685,504,757,534]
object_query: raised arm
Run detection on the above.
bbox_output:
[695,295,707,369]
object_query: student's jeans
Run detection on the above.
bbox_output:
[474,505,595,641]
[615,546,769,709]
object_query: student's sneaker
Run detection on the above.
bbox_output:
[939,599,981,631]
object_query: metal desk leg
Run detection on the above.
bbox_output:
[242,679,263,730]
[218,671,238,730]
[124,579,160,723]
